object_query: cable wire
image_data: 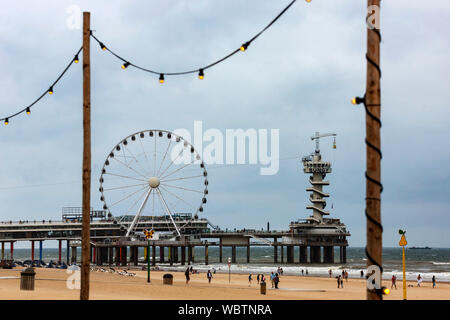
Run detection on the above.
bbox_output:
[1,47,83,123]
[90,0,297,77]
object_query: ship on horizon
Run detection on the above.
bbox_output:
[409,246,432,250]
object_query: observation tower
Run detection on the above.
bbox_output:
[302,132,335,224]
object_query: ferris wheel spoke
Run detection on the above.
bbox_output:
[160,174,204,183]
[123,187,150,215]
[122,144,151,177]
[103,182,148,192]
[159,185,197,210]
[103,172,148,183]
[111,156,149,180]
[158,149,184,178]
[153,135,157,176]
[160,158,195,180]
[138,135,152,174]
[108,185,149,208]
[160,183,204,194]
[156,187,181,237]
[156,139,172,177]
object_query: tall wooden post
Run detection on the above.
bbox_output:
[80,11,91,301]
[365,1,382,300]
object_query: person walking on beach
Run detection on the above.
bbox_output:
[270,272,275,288]
[360,270,364,278]
[306,269,308,276]
[301,269,304,276]
[337,275,341,288]
[261,274,266,283]
[207,270,212,284]
[345,271,349,282]
[185,267,190,284]
[432,275,436,288]
[274,273,280,289]
[340,276,344,288]
[391,275,397,289]
[417,274,422,287]
[257,274,260,284]
[328,269,332,278]
[248,273,252,287]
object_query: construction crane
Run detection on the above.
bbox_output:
[311,132,337,153]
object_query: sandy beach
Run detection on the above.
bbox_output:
[0,267,448,300]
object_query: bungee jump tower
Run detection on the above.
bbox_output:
[287,132,350,264]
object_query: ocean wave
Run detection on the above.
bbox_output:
[432,262,450,265]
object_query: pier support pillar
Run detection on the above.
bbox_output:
[342,246,346,264]
[324,246,334,264]
[133,246,138,266]
[71,246,77,264]
[205,245,209,265]
[169,247,173,266]
[191,246,195,263]
[66,240,70,264]
[121,246,128,266]
[1,242,4,260]
[187,246,192,265]
[160,246,165,263]
[31,241,35,261]
[115,247,120,266]
[108,247,114,265]
[10,242,14,260]
[152,245,156,266]
[173,246,178,263]
[96,247,101,265]
[219,240,223,263]
[39,241,43,262]
[247,245,250,263]
[299,246,307,263]
[231,245,236,263]
[281,245,284,263]
[286,245,293,263]
[181,246,186,265]
[58,240,62,263]
[273,245,278,263]
[310,246,321,263]
[93,246,97,264]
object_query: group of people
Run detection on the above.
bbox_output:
[300,269,309,276]
[391,273,437,289]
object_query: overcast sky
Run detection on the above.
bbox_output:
[1,1,449,248]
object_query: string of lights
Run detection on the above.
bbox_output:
[1,0,306,125]
[90,0,299,82]
[1,47,83,125]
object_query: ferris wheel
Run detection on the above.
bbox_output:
[98,130,208,237]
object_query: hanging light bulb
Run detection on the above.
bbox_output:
[74,54,79,63]
[159,74,165,84]
[351,96,364,105]
[121,62,130,69]
[240,41,250,51]
[198,69,204,80]
[26,107,31,115]
[99,42,106,51]
[48,86,54,95]
[4,118,9,125]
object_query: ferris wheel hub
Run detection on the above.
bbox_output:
[148,176,160,188]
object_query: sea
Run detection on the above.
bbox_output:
[3,247,449,282]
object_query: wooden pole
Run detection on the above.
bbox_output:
[80,11,91,301]
[365,1,382,300]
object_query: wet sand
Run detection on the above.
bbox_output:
[0,267,448,300]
